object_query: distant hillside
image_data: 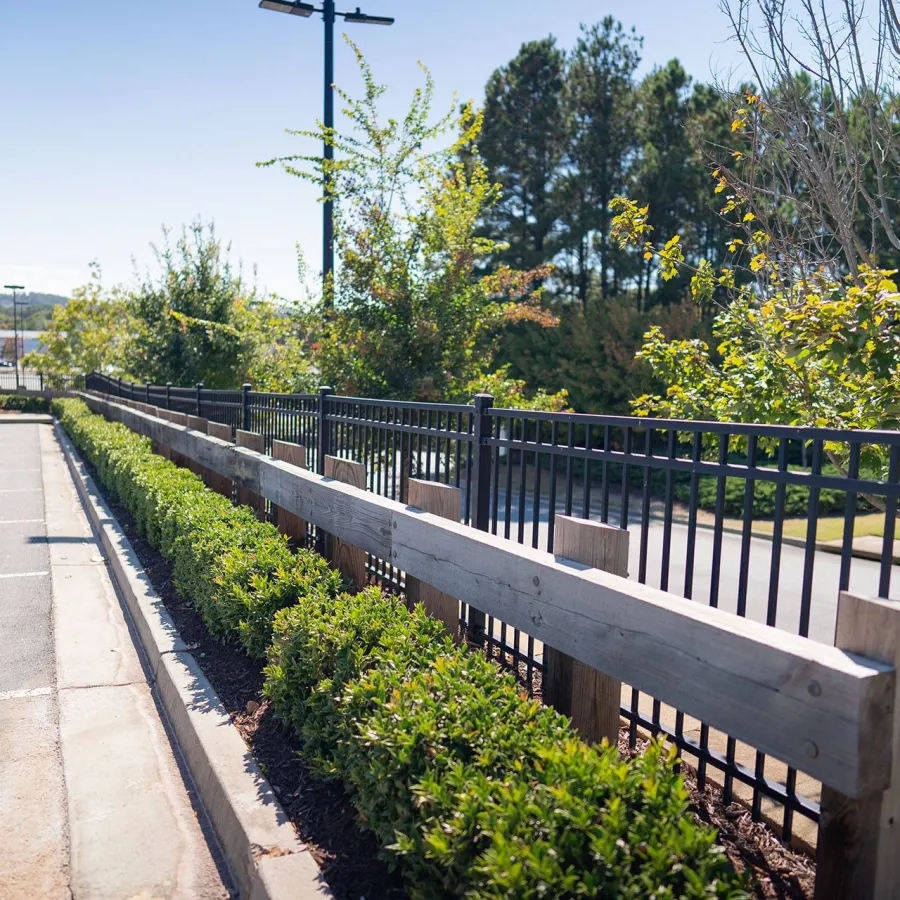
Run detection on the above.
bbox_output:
[0,291,68,307]
[0,292,68,330]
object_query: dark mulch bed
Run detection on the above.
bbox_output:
[86,454,815,900]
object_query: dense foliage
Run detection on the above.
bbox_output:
[56,397,745,899]
[0,394,49,413]
[261,43,567,410]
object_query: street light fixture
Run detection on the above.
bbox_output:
[259,1,314,16]
[258,0,394,305]
[3,284,26,390]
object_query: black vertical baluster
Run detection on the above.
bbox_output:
[638,430,652,584]
[709,433,729,609]
[504,417,514,539]
[547,421,559,553]
[444,411,451,486]
[799,440,823,636]
[454,412,462,489]
[581,425,592,519]
[736,434,758,618]
[660,429,677,592]
[879,446,899,598]
[564,422,574,516]
[683,431,702,599]
[766,439,788,628]
[491,415,500,534]
[601,425,611,523]
[620,428,631,529]
[517,418,528,544]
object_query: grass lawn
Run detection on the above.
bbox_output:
[752,512,885,542]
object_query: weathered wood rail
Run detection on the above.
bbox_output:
[80,392,900,899]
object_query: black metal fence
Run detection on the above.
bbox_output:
[0,371,84,392]
[84,371,900,844]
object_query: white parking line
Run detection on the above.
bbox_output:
[0,686,53,702]
[0,519,45,525]
[0,488,42,493]
[0,570,50,579]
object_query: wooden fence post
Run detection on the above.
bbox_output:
[154,409,172,459]
[235,429,266,522]
[815,591,900,900]
[186,415,210,484]
[543,515,629,746]
[272,440,308,546]
[406,479,461,636]
[324,455,367,589]
[206,421,234,500]
[168,411,189,468]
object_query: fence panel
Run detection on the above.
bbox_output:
[83,371,900,844]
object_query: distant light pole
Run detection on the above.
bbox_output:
[3,285,25,390]
[258,0,394,305]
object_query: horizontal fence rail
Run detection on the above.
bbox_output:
[83,372,900,843]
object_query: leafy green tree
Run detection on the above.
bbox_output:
[479,37,567,272]
[23,264,132,376]
[127,222,256,389]
[558,18,641,302]
[629,60,697,309]
[262,41,566,409]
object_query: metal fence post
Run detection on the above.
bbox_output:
[242,383,251,432]
[146,382,151,404]
[468,392,493,644]
[165,382,172,410]
[316,385,334,476]
[39,372,43,391]
[196,382,203,418]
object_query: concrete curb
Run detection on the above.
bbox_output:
[0,413,53,423]
[55,422,332,900]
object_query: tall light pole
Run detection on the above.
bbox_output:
[3,285,25,390]
[258,1,394,306]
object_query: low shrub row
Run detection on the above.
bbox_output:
[55,397,746,899]
[0,393,48,413]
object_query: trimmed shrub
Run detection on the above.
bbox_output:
[56,397,747,899]
[265,586,454,778]
[0,394,49,413]
[53,397,343,657]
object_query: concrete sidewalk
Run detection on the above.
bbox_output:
[0,421,231,899]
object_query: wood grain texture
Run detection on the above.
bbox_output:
[406,479,461,636]
[544,516,628,745]
[201,422,233,497]
[271,440,308,546]
[816,592,900,900]
[207,421,233,442]
[389,507,894,798]
[236,431,266,521]
[185,416,209,482]
[324,455,367,589]
[78,392,897,797]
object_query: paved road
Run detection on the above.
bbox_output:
[493,484,893,646]
[0,420,230,899]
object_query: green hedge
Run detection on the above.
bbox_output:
[0,393,48,413]
[55,398,746,899]
[54,397,343,658]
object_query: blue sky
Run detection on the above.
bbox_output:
[1,0,740,301]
